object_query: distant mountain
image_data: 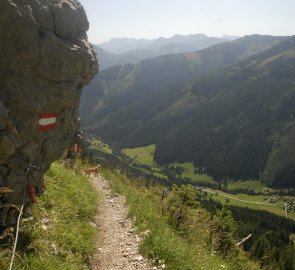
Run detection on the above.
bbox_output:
[138,34,232,54]
[222,35,240,41]
[94,46,145,70]
[99,37,152,55]
[96,34,238,69]
[99,34,240,55]
[80,35,294,187]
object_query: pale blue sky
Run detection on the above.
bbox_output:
[79,0,295,44]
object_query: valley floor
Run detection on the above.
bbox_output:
[89,174,154,270]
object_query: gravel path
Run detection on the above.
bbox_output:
[89,174,154,270]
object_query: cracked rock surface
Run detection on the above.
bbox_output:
[0,0,98,226]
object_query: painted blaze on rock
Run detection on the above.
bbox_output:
[0,0,98,226]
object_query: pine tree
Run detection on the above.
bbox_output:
[279,245,295,270]
[211,207,237,257]
[251,234,271,265]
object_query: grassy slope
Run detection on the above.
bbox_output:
[0,162,99,270]
[101,168,259,270]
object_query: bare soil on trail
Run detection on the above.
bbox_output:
[89,174,154,270]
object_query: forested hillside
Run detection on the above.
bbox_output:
[80,35,295,187]
[81,35,286,129]
[154,36,295,187]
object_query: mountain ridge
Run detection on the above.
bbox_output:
[99,33,233,54]
[96,33,241,69]
[81,34,287,131]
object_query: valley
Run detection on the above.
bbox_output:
[2,0,295,268]
[80,34,295,269]
[81,35,295,189]
[83,137,295,269]
[85,139,295,221]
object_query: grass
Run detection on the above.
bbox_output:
[122,144,156,167]
[100,168,254,270]
[0,161,99,270]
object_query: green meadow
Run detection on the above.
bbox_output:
[122,144,156,167]
[227,179,271,193]
[174,162,215,184]
[207,188,295,220]
[122,145,214,184]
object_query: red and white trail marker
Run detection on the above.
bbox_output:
[39,112,57,131]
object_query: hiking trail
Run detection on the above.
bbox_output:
[89,174,156,270]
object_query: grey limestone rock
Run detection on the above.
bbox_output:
[0,0,98,226]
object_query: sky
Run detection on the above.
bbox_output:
[78,0,295,44]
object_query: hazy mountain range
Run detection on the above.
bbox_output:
[96,34,239,69]
[81,34,295,187]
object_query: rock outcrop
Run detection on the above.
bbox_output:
[0,0,98,226]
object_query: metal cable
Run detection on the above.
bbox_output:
[8,162,37,270]
[8,205,24,270]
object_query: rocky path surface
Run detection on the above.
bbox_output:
[89,174,154,270]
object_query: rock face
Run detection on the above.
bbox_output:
[0,0,98,226]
